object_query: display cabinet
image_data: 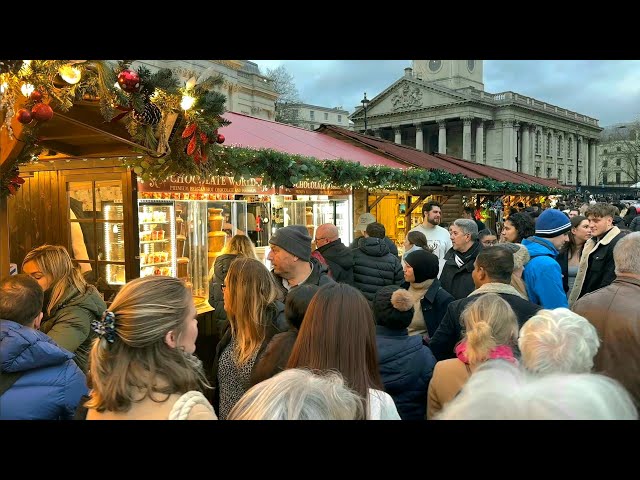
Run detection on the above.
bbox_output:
[102,201,126,285]
[137,200,177,280]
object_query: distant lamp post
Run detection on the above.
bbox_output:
[361,92,370,134]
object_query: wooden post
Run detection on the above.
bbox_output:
[0,195,8,276]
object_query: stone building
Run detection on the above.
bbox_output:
[283,103,350,131]
[350,60,603,187]
[596,124,639,187]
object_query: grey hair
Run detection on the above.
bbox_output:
[435,360,637,420]
[453,218,479,241]
[614,232,640,276]
[228,368,365,420]
[518,308,600,374]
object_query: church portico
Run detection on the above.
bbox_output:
[350,60,602,186]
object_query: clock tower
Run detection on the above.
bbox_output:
[412,60,484,91]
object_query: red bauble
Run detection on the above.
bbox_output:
[216,133,225,144]
[16,109,32,124]
[117,70,141,93]
[30,91,43,102]
[31,103,54,122]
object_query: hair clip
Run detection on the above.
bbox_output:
[92,310,116,343]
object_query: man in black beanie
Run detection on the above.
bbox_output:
[268,225,334,299]
[401,249,455,340]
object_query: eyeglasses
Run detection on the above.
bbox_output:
[482,240,498,246]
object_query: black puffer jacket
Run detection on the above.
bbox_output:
[317,238,354,285]
[208,253,238,336]
[350,236,399,256]
[352,237,404,302]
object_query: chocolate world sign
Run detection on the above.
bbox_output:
[138,175,350,195]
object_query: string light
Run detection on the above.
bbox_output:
[58,65,82,84]
[20,83,35,97]
[181,94,195,110]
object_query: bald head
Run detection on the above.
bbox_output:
[315,224,339,248]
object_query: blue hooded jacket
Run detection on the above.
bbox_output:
[522,237,569,309]
[376,326,436,420]
[1,320,88,420]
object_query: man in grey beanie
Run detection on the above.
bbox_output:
[268,225,334,299]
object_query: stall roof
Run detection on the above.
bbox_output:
[318,125,571,191]
[221,112,411,169]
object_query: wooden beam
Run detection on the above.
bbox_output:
[367,194,387,212]
[0,195,8,277]
[405,195,426,231]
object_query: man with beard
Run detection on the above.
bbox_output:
[409,202,452,275]
[313,223,354,285]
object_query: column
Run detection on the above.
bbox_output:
[414,123,424,151]
[462,117,473,161]
[394,126,402,145]
[475,120,485,164]
[521,124,530,174]
[438,120,447,154]
[576,135,582,186]
[593,141,599,186]
[514,122,521,172]
[589,140,596,186]
[502,120,514,171]
[549,129,556,179]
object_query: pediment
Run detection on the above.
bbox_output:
[355,78,469,118]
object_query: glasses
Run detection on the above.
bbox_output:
[482,240,498,246]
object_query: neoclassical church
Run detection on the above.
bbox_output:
[350,60,603,187]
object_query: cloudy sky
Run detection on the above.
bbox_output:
[249,60,640,128]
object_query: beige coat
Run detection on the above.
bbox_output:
[568,226,621,306]
[427,358,476,419]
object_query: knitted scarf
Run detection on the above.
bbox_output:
[467,282,525,299]
[455,340,518,365]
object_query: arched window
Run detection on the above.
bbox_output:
[557,136,563,157]
[547,133,552,155]
[535,131,541,154]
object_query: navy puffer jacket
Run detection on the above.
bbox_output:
[352,237,404,301]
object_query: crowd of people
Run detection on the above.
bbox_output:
[1,198,639,420]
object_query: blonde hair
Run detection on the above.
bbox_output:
[85,276,209,413]
[22,244,88,315]
[209,234,258,280]
[225,257,280,365]
[228,368,364,420]
[461,293,518,364]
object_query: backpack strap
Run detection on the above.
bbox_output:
[0,371,25,396]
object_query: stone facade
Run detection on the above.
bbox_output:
[284,103,350,131]
[350,61,603,187]
[597,126,640,187]
[133,60,278,120]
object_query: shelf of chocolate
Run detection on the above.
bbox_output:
[140,239,169,244]
[141,261,171,267]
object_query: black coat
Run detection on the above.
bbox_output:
[556,249,569,293]
[211,301,288,414]
[317,238,354,285]
[400,279,454,338]
[350,236,399,257]
[352,237,404,302]
[428,289,541,361]
[376,325,436,421]
[439,242,482,300]
[578,229,625,299]
[208,253,237,335]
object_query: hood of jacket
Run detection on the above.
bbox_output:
[47,284,106,321]
[522,236,559,259]
[357,237,391,257]
[1,320,74,373]
[214,253,238,283]
[318,239,353,269]
[376,326,423,363]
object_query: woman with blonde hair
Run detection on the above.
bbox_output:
[427,293,518,419]
[228,369,364,420]
[79,276,215,420]
[22,244,106,373]
[212,257,288,419]
[209,234,258,335]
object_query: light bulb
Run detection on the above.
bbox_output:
[58,65,82,84]
[181,94,195,110]
[114,82,121,90]
[21,83,35,97]
[0,82,7,93]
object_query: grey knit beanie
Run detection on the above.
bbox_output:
[269,225,312,261]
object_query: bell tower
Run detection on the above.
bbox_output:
[412,60,484,91]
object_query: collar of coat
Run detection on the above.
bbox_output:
[591,226,622,247]
[467,282,525,299]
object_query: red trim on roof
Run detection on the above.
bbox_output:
[318,125,571,190]
[220,112,409,169]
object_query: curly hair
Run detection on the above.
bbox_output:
[504,212,535,243]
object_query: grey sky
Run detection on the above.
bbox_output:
[249,60,640,127]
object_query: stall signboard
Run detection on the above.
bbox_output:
[138,175,350,197]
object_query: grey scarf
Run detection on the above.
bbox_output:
[467,282,525,299]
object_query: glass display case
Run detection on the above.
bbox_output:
[138,200,177,280]
[282,197,352,245]
[102,201,126,286]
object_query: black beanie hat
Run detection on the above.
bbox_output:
[405,249,439,283]
[269,225,312,261]
[373,285,415,330]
